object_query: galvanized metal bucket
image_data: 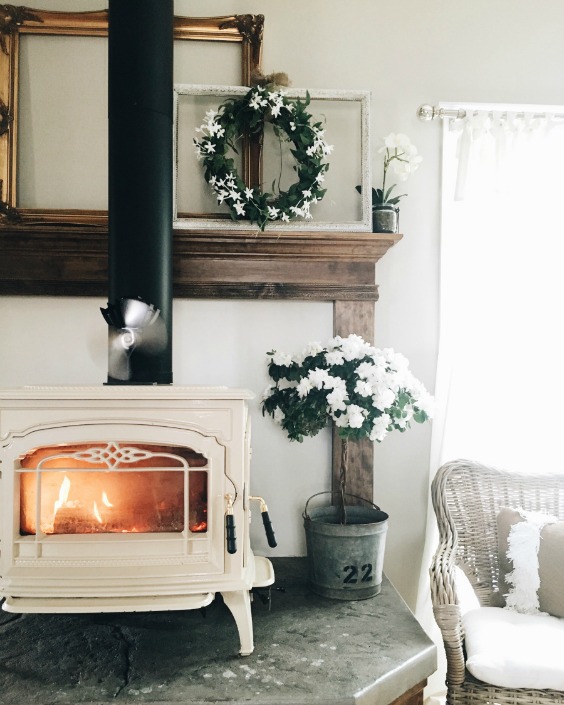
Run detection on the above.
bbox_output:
[303,492,389,600]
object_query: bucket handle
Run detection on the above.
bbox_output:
[303,491,381,520]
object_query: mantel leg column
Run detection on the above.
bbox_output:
[332,300,375,503]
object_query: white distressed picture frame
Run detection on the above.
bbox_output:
[173,84,372,232]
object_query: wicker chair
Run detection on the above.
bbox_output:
[431,458,564,705]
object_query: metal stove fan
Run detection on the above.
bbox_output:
[100,297,167,381]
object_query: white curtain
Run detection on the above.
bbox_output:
[417,105,564,704]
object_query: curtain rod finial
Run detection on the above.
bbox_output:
[417,104,435,121]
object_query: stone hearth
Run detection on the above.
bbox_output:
[0,558,436,705]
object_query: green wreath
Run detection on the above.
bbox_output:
[194,86,333,230]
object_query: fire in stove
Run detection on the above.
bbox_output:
[18,442,208,536]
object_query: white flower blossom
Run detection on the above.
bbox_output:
[339,334,372,361]
[354,380,373,397]
[303,342,324,357]
[347,404,366,429]
[326,387,348,412]
[325,350,345,366]
[244,187,254,200]
[272,351,293,366]
[297,378,313,398]
[370,414,391,442]
[324,375,345,391]
[333,413,348,428]
[273,407,285,424]
[234,202,246,216]
[375,133,422,202]
[309,368,331,389]
[262,384,274,400]
[372,386,396,412]
[267,206,280,219]
[249,92,267,110]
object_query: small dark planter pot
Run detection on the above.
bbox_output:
[372,205,399,233]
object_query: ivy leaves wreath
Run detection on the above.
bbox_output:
[193,86,333,230]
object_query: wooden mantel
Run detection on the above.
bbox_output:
[0,224,401,498]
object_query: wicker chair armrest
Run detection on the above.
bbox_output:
[433,603,466,686]
[430,464,460,608]
[430,462,467,685]
[430,540,467,686]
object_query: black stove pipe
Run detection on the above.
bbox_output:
[107,0,173,385]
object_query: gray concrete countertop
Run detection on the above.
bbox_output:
[0,558,436,705]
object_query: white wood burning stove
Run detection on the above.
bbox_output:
[0,385,274,655]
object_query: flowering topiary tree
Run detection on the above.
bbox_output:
[261,334,433,521]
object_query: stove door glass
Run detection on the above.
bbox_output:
[18,443,208,536]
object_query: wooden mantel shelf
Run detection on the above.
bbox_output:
[0,225,402,299]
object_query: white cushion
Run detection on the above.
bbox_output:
[463,607,564,690]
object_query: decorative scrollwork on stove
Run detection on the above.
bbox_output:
[40,441,185,469]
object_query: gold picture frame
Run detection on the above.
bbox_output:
[0,6,264,227]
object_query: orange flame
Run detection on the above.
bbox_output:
[53,475,71,515]
[190,521,207,533]
[92,501,103,524]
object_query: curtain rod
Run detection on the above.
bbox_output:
[417,103,564,122]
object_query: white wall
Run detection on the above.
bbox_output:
[2,0,564,609]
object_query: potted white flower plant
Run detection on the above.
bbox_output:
[356,132,423,233]
[261,333,432,600]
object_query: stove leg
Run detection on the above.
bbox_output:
[221,589,254,656]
